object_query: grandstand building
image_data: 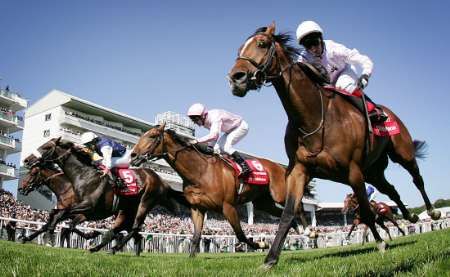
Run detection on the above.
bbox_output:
[0,86,27,190]
[17,89,319,225]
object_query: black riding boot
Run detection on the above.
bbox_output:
[232,152,252,178]
[369,106,388,123]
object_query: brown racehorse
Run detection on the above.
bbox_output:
[342,193,405,244]
[28,138,181,254]
[19,157,142,254]
[228,23,440,268]
[130,125,309,257]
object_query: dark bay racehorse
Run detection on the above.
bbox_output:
[228,23,440,268]
[20,154,146,254]
[19,162,99,245]
[29,137,180,254]
[130,125,309,257]
[342,193,405,243]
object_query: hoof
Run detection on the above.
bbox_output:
[107,249,116,255]
[377,241,387,253]
[259,263,275,272]
[88,247,99,253]
[409,213,419,223]
[428,210,441,220]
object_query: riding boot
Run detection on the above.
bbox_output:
[363,94,388,123]
[232,152,252,178]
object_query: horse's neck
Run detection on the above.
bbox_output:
[61,154,97,184]
[44,170,70,195]
[163,135,210,182]
[273,50,326,131]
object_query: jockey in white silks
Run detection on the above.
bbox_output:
[187,103,252,177]
[296,20,387,122]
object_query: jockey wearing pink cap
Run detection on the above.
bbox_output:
[187,103,252,177]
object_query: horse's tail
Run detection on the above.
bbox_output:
[414,140,428,160]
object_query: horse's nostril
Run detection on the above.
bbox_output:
[232,72,247,82]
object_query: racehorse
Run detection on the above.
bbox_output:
[28,137,181,254]
[19,162,99,245]
[228,22,440,268]
[130,125,309,257]
[342,193,405,243]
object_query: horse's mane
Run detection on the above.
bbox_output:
[249,27,301,62]
[58,139,96,167]
[165,128,190,147]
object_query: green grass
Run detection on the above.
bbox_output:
[1,229,449,276]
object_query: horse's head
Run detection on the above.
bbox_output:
[342,193,358,214]
[228,22,299,97]
[34,137,74,165]
[130,123,166,166]
[20,153,45,195]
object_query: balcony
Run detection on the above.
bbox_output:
[0,163,18,180]
[0,135,21,153]
[61,111,141,144]
[0,111,24,132]
[0,89,27,112]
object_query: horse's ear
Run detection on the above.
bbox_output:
[55,136,62,144]
[266,21,276,36]
[159,122,166,131]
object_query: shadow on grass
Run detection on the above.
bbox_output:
[285,240,418,263]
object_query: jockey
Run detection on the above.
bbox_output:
[366,185,377,202]
[296,20,387,122]
[80,132,131,188]
[187,103,252,177]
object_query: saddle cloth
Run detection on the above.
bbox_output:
[227,158,270,185]
[323,85,400,137]
[112,166,140,196]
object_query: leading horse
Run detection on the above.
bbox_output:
[130,125,309,257]
[228,23,440,268]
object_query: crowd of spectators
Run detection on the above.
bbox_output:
[1,189,447,238]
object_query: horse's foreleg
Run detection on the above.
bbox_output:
[113,194,156,253]
[386,214,406,236]
[349,161,386,251]
[375,217,392,241]
[189,207,205,258]
[264,163,308,269]
[22,208,62,243]
[347,223,357,240]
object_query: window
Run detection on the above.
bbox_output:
[45,113,52,121]
[43,129,50,137]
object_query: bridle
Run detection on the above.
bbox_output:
[20,164,64,194]
[235,33,286,89]
[234,31,326,147]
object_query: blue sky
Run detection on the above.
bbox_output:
[1,0,449,207]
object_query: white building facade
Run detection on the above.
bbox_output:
[0,87,27,189]
[17,89,319,225]
[18,90,184,210]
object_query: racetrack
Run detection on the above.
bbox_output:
[1,228,449,276]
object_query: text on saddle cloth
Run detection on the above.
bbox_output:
[228,159,270,185]
[112,167,140,196]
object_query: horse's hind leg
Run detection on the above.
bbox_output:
[388,139,440,220]
[385,213,406,236]
[189,207,205,257]
[222,202,260,250]
[89,211,128,253]
[376,217,392,241]
[368,173,417,223]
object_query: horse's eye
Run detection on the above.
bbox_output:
[256,40,267,48]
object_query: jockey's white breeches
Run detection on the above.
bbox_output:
[111,149,132,168]
[215,120,249,155]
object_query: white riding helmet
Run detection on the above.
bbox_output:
[296,20,323,43]
[187,103,207,117]
[80,132,98,144]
